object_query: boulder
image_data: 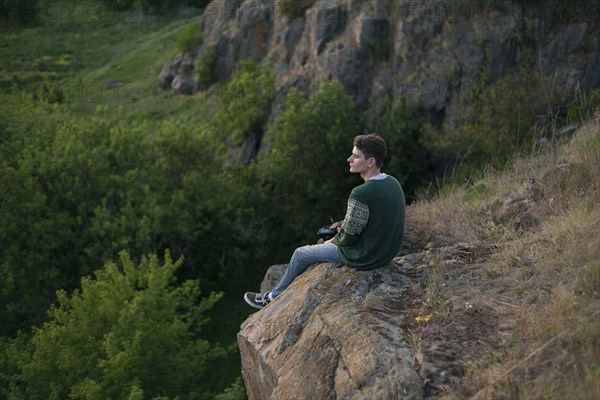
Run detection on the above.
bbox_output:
[238,261,424,400]
[260,264,287,293]
[157,61,176,89]
[171,76,194,95]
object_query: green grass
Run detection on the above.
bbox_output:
[0,1,211,120]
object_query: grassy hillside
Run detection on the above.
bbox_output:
[405,116,599,398]
[0,1,214,121]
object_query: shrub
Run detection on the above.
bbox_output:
[425,70,562,176]
[196,46,216,87]
[567,88,600,123]
[0,0,39,26]
[264,81,362,244]
[369,96,428,197]
[176,24,204,54]
[213,59,275,145]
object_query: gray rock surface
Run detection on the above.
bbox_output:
[238,261,424,400]
[171,75,194,95]
[260,264,286,293]
[158,61,176,89]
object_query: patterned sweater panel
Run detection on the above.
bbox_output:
[340,198,369,236]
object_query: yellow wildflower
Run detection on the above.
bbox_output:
[415,314,432,322]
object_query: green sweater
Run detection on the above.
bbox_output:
[331,174,405,270]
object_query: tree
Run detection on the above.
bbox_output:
[212,59,276,146]
[9,251,228,400]
[0,0,39,26]
[369,96,428,197]
[263,81,362,245]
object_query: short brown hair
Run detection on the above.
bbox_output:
[353,134,387,168]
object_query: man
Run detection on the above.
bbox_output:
[244,133,405,309]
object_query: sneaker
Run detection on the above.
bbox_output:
[244,291,273,309]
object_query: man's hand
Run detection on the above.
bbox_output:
[324,227,340,244]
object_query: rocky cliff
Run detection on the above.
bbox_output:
[161,0,599,131]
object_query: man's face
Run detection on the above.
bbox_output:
[347,146,373,174]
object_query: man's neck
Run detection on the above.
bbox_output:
[361,168,381,182]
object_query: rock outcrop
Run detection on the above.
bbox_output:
[238,241,504,399]
[238,260,423,399]
[157,1,598,165]
[162,0,599,127]
[157,51,196,95]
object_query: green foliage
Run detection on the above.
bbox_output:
[280,0,316,21]
[369,96,428,196]
[196,46,217,87]
[9,251,226,400]
[568,88,600,123]
[214,378,246,400]
[32,82,64,104]
[368,36,392,64]
[425,70,562,174]
[264,81,362,244]
[0,0,39,26]
[100,0,210,14]
[212,59,276,145]
[176,24,204,54]
[0,93,262,336]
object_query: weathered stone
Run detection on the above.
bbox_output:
[179,52,195,75]
[312,1,347,55]
[354,15,390,54]
[260,264,287,293]
[159,0,599,151]
[238,261,424,400]
[171,76,194,95]
[581,37,600,91]
[239,131,258,165]
[540,23,587,76]
[157,62,175,89]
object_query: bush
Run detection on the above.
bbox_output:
[0,0,39,26]
[567,88,600,123]
[368,96,428,197]
[176,24,203,54]
[196,46,216,87]
[263,81,362,244]
[425,70,562,176]
[212,59,275,145]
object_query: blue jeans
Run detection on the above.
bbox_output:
[271,242,342,298]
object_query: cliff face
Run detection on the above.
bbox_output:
[156,0,599,161]
[176,0,598,124]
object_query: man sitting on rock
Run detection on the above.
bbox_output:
[244,133,406,309]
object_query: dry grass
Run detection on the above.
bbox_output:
[406,116,600,399]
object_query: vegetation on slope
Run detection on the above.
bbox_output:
[406,116,599,398]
